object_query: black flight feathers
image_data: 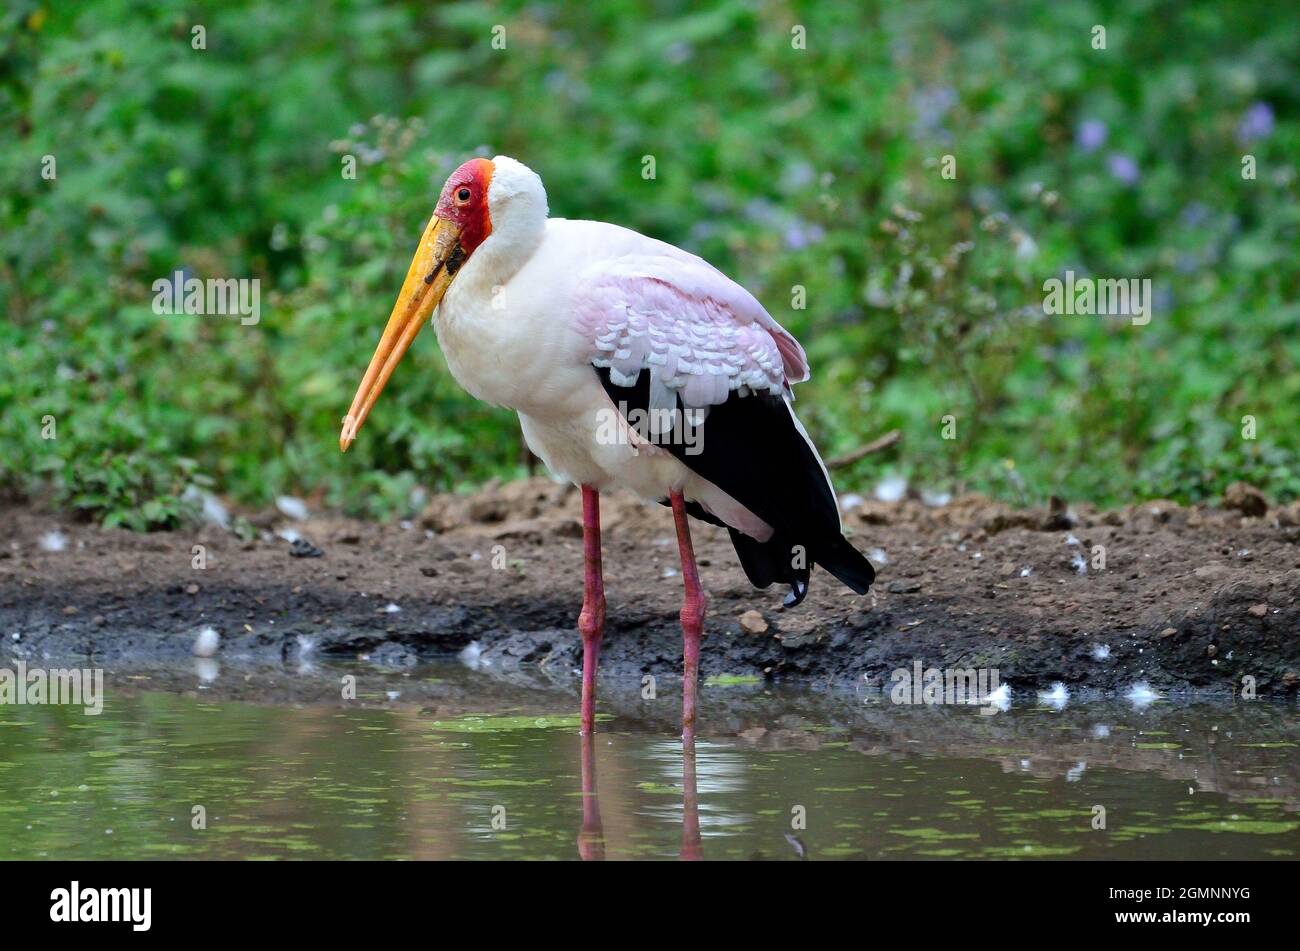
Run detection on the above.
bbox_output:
[594,366,875,607]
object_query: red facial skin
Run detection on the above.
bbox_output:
[434,158,494,257]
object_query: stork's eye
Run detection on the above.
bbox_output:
[456,187,471,203]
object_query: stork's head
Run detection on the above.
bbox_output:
[339,155,547,451]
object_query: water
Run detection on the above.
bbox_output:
[0,661,1295,859]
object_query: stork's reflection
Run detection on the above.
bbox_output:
[577,733,606,860]
[680,736,702,861]
[577,733,702,860]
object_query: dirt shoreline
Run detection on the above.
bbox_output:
[2,479,1298,694]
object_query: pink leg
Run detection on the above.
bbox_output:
[669,490,707,743]
[578,485,606,736]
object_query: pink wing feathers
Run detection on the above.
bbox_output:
[572,253,809,409]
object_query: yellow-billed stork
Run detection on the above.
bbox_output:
[340,156,875,740]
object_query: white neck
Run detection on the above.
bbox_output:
[433,156,553,412]
[473,155,548,285]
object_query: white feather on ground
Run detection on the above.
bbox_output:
[275,496,310,521]
[458,641,484,670]
[192,626,220,658]
[39,531,67,552]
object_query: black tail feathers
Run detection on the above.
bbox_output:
[728,528,875,608]
[816,534,876,594]
[598,364,876,609]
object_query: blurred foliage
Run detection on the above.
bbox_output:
[1,0,1297,528]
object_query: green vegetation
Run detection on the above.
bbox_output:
[2,1,1297,527]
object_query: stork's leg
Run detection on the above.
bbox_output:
[669,489,707,743]
[578,485,606,736]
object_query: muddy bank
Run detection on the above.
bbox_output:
[2,480,1299,693]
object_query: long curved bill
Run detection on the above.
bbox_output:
[340,215,463,451]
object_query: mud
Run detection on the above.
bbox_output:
[2,479,1299,694]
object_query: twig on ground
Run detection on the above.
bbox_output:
[827,429,902,469]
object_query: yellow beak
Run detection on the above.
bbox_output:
[339,215,463,451]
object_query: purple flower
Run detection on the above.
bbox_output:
[1237,102,1275,143]
[910,85,958,139]
[1179,202,1210,228]
[688,221,718,243]
[1075,119,1108,153]
[664,41,693,66]
[784,222,825,250]
[780,161,816,193]
[743,198,782,227]
[1107,153,1139,185]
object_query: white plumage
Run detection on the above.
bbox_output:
[432,158,818,542]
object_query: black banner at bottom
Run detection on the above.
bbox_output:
[7,858,1288,938]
